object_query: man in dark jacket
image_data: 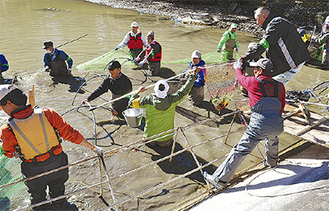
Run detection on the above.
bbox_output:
[43,41,73,77]
[245,7,310,84]
[82,60,132,119]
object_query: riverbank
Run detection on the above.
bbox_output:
[85,0,327,37]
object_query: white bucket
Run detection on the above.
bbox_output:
[122,108,144,128]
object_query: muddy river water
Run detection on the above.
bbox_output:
[1,0,329,210]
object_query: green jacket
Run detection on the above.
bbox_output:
[217,30,239,51]
[130,74,197,142]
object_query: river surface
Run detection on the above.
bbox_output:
[1,0,329,210]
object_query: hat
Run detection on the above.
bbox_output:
[108,60,121,70]
[154,80,169,99]
[43,41,53,49]
[249,58,274,74]
[230,23,237,29]
[146,30,154,39]
[191,50,201,59]
[0,85,17,101]
[131,21,138,27]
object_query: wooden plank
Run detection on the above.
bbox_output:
[283,104,329,148]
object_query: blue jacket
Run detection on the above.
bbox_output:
[43,48,73,69]
[184,60,205,87]
[0,54,9,72]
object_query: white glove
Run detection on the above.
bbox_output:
[233,60,242,70]
[236,47,239,51]
[44,66,50,72]
[139,59,147,67]
[92,146,104,157]
[311,35,317,40]
[134,56,141,63]
[68,68,72,74]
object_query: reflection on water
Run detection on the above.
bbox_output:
[1,0,329,210]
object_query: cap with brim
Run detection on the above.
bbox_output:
[231,23,237,29]
[191,50,201,59]
[131,22,138,27]
[249,58,274,74]
[0,85,17,110]
[108,61,121,70]
[43,41,53,49]
[154,80,169,99]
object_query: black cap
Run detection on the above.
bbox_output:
[43,41,53,49]
[108,60,121,70]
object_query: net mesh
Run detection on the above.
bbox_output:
[76,49,135,71]
[205,62,239,111]
[167,51,241,64]
[0,152,28,210]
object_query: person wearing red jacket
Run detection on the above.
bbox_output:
[203,58,285,190]
[0,85,103,211]
[134,30,162,76]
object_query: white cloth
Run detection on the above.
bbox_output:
[154,80,169,99]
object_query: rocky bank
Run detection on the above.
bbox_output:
[85,0,328,38]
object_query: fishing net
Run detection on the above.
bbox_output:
[205,62,239,111]
[76,49,135,71]
[0,147,28,210]
[166,51,241,65]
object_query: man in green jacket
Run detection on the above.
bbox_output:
[217,23,239,61]
[129,69,200,147]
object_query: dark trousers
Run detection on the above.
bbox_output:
[21,152,69,210]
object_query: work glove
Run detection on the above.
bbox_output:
[68,68,72,74]
[133,56,141,64]
[217,49,221,53]
[311,35,317,40]
[92,146,104,157]
[44,66,50,72]
[115,47,119,51]
[236,47,239,51]
[139,59,147,67]
[233,60,242,70]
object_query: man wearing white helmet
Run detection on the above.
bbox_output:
[115,21,148,59]
[128,68,200,147]
[0,85,103,210]
[217,23,239,61]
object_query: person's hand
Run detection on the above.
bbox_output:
[137,87,146,94]
[92,146,104,157]
[233,60,242,70]
[133,56,141,63]
[311,35,317,41]
[194,66,201,74]
[236,47,239,51]
[44,66,50,72]
[217,49,221,53]
[82,99,89,105]
[139,59,147,67]
[68,68,72,74]
[111,109,119,116]
[115,47,119,51]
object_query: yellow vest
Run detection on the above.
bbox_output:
[9,109,59,160]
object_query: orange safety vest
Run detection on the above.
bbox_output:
[9,109,60,160]
[127,32,144,50]
[146,41,162,62]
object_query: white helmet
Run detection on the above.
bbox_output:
[131,21,138,28]
[0,84,17,101]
